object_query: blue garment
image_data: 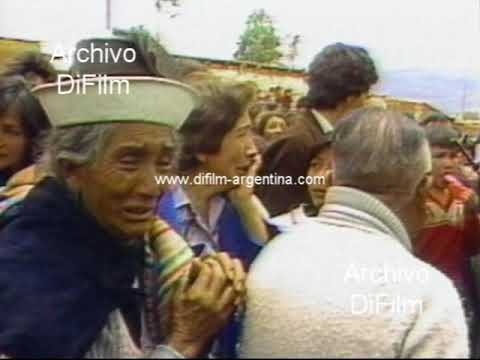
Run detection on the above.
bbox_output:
[0,178,143,358]
[157,188,262,358]
[157,188,262,268]
[169,186,227,256]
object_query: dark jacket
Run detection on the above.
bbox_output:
[0,178,143,358]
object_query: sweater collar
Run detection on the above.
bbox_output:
[319,186,412,252]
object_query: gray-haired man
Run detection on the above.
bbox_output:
[240,108,469,358]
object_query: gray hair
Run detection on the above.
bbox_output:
[332,108,428,194]
[40,123,116,180]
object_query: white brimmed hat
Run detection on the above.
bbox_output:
[32,76,199,129]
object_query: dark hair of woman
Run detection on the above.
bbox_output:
[0,76,50,178]
[177,81,255,172]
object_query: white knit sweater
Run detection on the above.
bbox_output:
[240,187,469,358]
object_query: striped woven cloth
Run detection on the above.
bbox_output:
[0,180,195,349]
[143,219,194,346]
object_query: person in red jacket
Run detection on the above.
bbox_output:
[415,126,480,349]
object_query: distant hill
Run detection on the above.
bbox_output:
[375,69,480,115]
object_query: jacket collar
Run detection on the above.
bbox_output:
[319,186,412,252]
[311,109,334,134]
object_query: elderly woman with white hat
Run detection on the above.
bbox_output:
[0,76,246,359]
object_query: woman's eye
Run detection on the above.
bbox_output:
[156,161,172,171]
[120,156,137,164]
[119,156,140,169]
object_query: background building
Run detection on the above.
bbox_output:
[0,37,40,72]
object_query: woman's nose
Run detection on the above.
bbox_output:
[245,137,258,156]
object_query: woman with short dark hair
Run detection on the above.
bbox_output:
[0,76,50,186]
[177,81,256,173]
[159,80,270,357]
[161,81,268,261]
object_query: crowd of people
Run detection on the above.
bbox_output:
[0,30,480,358]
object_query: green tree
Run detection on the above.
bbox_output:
[234,9,283,64]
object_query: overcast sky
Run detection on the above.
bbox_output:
[150,0,480,74]
[1,0,480,74]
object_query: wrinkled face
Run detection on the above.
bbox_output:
[431,145,457,189]
[307,148,333,208]
[264,116,288,141]
[69,123,175,241]
[0,113,29,174]
[201,112,258,182]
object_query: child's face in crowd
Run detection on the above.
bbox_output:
[201,112,258,184]
[430,146,457,189]
[307,148,333,208]
[264,116,288,141]
[0,113,28,174]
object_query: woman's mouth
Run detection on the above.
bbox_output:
[122,207,155,222]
